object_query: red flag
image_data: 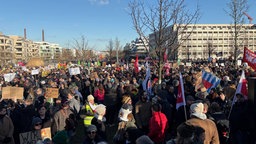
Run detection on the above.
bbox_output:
[176,73,186,109]
[134,55,139,73]
[232,70,248,105]
[243,47,256,71]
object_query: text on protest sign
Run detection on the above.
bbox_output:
[31,69,40,75]
[4,73,16,82]
[2,87,24,100]
[45,88,59,98]
[69,67,80,75]
[19,127,51,144]
[243,47,256,71]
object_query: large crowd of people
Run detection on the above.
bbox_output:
[0,59,255,144]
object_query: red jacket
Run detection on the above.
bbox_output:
[148,111,168,143]
[94,89,105,101]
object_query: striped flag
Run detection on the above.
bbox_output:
[176,73,186,110]
[232,70,248,105]
[202,71,221,93]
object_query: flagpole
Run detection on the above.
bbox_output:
[180,72,187,121]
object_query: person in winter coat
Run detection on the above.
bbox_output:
[135,91,152,133]
[148,103,168,144]
[186,102,219,144]
[53,99,73,134]
[0,104,15,144]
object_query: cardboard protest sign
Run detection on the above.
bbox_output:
[40,127,51,140]
[69,67,80,75]
[19,127,51,144]
[102,62,106,68]
[31,69,40,75]
[4,73,16,82]
[45,88,59,98]
[2,87,24,100]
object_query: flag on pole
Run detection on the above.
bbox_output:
[134,55,139,73]
[202,71,221,93]
[243,47,256,71]
[142,61,152,98]
[232,70,248,105]
[176,72,186,110]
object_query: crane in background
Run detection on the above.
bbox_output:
[243,12,253,24]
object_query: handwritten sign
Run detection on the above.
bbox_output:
[19,127,51,144]
[45,88,59,98]
[4,73,16,82]
[31,69,40,75]
[2,87,24,100]
[69,67,80,75]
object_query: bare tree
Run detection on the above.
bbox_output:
[205,40,216,58]
[106,39,114,62]
[73,35,90,61]
[225,0,249,64]
[114,37,122,64]
[129,0,199,83]
[59,48,75,62]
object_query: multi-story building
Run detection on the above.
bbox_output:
[0,33,13,65]
[35,41,62,63]
[9,35,40,62]
[124,37,149,60]
[149,24,256,60]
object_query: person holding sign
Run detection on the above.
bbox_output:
[0,104,15,144]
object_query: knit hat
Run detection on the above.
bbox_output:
[87,124,97,132]
[136,135,154,144]
[87,95,94,102]
[190,102,207,120]
[122,95,131,104]
[32,117,42,126]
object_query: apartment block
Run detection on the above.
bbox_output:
[35,41,62,63]
[0,33,13,65]
[9,35,40,62]
[149,24,256,60]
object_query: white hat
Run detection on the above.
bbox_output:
[223,76,231,81]
[190,102,207,120]
[87,95,94,102]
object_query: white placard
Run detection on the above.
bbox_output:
[69,67,80,75]
[237,60,242,66]
[31,69,39,75]
[4,73,16,82]
[186,62,192,66]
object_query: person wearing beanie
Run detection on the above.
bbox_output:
[83,124,103,144]
[31,116,43,131]
[121,95,132,105]
[136,135,154,144]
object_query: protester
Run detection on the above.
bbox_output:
[0,104,15,144]
[186,102,220,144]
[148,103,168,144]
[80,95,98,131]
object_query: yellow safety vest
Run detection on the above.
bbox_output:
[83,104,96,127]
